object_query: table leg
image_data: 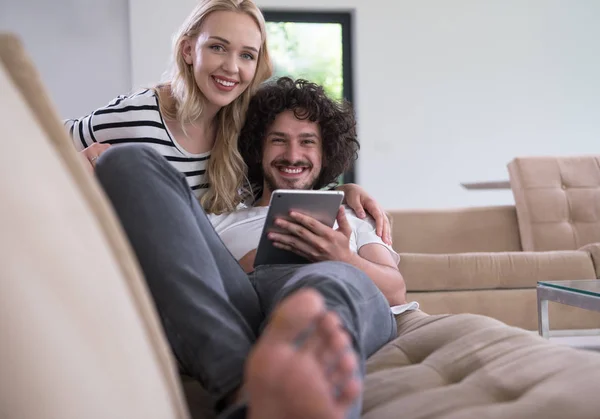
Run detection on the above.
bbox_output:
[537,289,549,338]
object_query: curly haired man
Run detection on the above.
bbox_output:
[229,77,406,307]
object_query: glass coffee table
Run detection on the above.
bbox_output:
[537,280,600,338]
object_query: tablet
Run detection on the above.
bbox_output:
[253,189,345,267]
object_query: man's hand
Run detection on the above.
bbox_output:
[268,206,353,263]
[238,249,257,273]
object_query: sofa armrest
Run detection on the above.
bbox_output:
[399,250,596,291]
[579,242,600,279]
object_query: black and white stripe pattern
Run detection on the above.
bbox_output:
[65,89,211,197]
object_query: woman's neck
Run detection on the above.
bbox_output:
[174,116,217,155]
[159,85,221,154]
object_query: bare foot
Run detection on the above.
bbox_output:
[244,289,361,419]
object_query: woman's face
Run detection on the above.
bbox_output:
[182,11,262,110]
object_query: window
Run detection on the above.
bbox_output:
[262,11,355,183]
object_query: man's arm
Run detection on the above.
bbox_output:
[345,244,406,306]
[269,207,406,306]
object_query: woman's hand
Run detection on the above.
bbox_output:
[80,143,111,172]
[336,183,392,245]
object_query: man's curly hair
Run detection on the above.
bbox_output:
[239,77,359,192]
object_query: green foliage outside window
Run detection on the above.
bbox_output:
[265,22,344,101]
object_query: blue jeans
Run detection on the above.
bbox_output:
[95,144,397,418]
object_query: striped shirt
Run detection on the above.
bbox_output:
[65,89,211,198]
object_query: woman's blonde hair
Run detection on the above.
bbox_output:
[157,0,273,214]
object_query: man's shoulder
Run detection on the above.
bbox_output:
[342,206,399,263]
[342,206,376,232]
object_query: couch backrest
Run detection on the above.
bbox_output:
[389,205,522,254]
[0,33,189,419]
[508,155,600,251]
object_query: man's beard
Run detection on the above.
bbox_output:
[263,159,319,192]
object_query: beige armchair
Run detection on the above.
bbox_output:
[509,155,600,252]
[389,156,600,331]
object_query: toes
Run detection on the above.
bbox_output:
[316,316,353,377]
[329,348,361,408]
[329,345,358,383]
[335,374,362,407]
[318,311,345,344]
[265,289,326,343]
[325,323,352,360]
[296,311,340,355]
[295,309,358,384]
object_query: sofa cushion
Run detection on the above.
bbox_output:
[407,289,600,331]
[0,33,188,419]
[399,250,596,291]
[508,156,600,251]
[364,310,600,418]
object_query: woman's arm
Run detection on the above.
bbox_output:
[63,91,152,170]
[336,183,392,245]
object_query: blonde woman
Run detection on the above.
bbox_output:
[65,0,391,239]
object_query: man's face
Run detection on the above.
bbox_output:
[261,109,323,193]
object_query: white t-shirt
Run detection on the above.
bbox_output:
[209,205,419,315]
[208,205,400,264]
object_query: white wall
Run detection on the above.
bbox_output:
[0,0,131,119]
[130,0,600,209]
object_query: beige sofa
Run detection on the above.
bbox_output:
[389,158,600,331]
[4,33,600,419]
